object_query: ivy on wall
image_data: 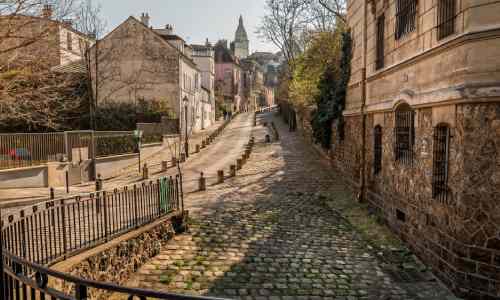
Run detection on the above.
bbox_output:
[311,31,352,149]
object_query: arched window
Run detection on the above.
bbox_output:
[374,125,383,174]
[394,103,415,165]
[432,124,450,202]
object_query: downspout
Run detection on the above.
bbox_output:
[360,0,369,202]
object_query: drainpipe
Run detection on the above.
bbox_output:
[360,0,369,202]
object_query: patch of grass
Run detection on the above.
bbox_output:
[173,260,185,267]
[159,274,172,284]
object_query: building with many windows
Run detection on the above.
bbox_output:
[340,0,500,298]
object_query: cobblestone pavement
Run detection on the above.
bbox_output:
[124,112,456,300]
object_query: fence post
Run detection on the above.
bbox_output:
[20,210,26,259]
[0,212,3,300]
[133,185,139,228]
[179,174,184,212]
[61,199,67,257]
[75,284,88,300]
[102,191,109,241]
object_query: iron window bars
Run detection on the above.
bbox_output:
[437,0,456,40]
[395,0,417,40]
[432,124,450,202]
[394,104,415,165]
[376,14,385,70]
[374,125,383,175]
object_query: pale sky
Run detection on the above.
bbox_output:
[95,0,279,53]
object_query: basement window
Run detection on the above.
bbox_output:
[373,125,382,175]
[395,0,417,40]
[432,124,450,202]
[396,209,406,222]
[437,0,456,40]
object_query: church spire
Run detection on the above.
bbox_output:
[233,15,249,59]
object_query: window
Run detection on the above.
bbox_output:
[374,125,383,174]
[376,14,385,70]
[395,0,417,40]
[67,32,73,50]
[394,103,415,165]
[437,0,456,40]
[432,124,450,202]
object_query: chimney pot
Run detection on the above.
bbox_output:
[42,4,53,19]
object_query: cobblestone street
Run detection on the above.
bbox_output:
[125,112,456,300]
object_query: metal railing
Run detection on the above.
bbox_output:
[0,176,201,300]
[0,131,138,171]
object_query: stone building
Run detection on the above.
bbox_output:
[241,58,265,111]
[192,41,216,126]
[231,15,249,59]
[90,16,203,135]
[0,4,93,72]
[334,0,500,298]
[214,40,243,113]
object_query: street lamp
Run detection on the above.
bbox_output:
[183,96,189,159]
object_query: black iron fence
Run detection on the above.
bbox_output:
[0,176,198,300]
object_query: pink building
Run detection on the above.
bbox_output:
[214,40,242,113]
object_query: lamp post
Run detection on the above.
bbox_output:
[183,96,189,159]
[134,129,143,173]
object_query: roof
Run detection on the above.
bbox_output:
[214,42,239,65]
[95,17,199,70]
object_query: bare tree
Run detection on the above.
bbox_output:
[257,0,312,68]
[317,0,346,24]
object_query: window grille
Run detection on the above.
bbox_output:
[376,14,385,70]
[374,125,383,174]
[437,0,456,40]
[395,0,417,40]
[432,124,450,202]
[394,104,415,165]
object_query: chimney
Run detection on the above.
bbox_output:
[62,19,73,28]
[42,4,53,19]
[140,13,150,27]
[164,24,173,35]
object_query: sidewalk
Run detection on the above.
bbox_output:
[0,116,236,213]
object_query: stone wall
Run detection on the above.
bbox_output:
[51,217,178,299]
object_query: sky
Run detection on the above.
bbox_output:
[95,0,279,53]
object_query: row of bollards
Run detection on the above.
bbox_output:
[198,135,255,191]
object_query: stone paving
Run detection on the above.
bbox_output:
[124,112,457,300]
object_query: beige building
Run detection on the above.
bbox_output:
[192,42,216,126]
[0,5,92,72]
[90,16,203,135]
[338,0,500,298]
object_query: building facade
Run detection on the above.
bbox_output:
[215,40,242,113]
[90,16,203,135]
[0,5,92,72]
[340,0,500,298]
[192,42,216,126]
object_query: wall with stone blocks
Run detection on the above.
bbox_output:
[51,218,177,299]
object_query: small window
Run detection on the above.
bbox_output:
[376,14,385,70]
[432,124,450,202]
[374,125,383,174]
[395,0,417,40]
[67,32,73,50]
[437,0,456,40]
[394,103,415,165]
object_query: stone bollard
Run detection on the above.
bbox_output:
[180,153,186,163]
[142,163,149,180]
[161,161,168,172]
[49,187,55,199]
[196,144,200,153]
[245,149,251,159]
[230,165,236,177]
[95,174,103,191]
[199,172,206,191]
[237,159,243,170]
[202,140,206,148]
[172,157,177,167]
[265,134,271,143]
[217,170,224,184]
